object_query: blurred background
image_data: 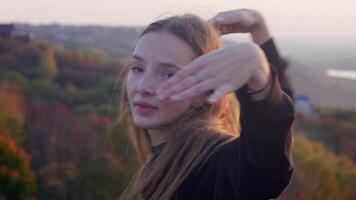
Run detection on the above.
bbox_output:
[0,0,355,199]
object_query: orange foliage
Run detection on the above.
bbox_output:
[280,133,356,200]
[0,82,25,136]
[0,135,37,198]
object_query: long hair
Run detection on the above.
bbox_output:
[118,14,241,200]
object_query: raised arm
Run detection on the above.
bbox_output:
[209,9,295,99]
[235,65,295,198]
[210,9,295,198]
[260,39,294,98]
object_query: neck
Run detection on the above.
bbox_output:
[147,127,170,147]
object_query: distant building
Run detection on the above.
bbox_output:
[0,24,15,38]
[0,23,34,43]
[294,94,317,119]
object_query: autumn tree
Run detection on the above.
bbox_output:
[0,135,37,200]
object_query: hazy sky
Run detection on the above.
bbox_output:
[1,0,356,39]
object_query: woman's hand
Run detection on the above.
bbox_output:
[208,9,271,45]
[156,42,271,104]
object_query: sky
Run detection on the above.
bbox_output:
[1,0,356,39]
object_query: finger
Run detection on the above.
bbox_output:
[211,18,243,35]
[208,16,226,29]
[208,16,233,36]
[170,78,216,102]
[158,75,199,100]
[214,13,240,25]
[206,84,234,104]
[157,59,205,93]
[218,25,232,35]
[218,11,255,30]
[218,16,238,25]
[207,71,249,104]
[163,56,224,98]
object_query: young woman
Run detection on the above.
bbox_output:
[118,9,295,200]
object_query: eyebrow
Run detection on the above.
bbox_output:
[132,54,181,69]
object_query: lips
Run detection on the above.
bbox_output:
[134,102,158,116]
[134,101,158,109]
[134,101,158,116]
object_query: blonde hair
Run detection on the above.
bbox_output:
[118,14,241,200]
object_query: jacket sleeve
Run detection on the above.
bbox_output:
[260,38,295,99]
[234,64,295,199]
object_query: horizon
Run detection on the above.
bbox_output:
[1,0,356,39]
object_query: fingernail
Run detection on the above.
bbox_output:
[171,95,180,101]
[208,98,216,103]
[216,17,224,21]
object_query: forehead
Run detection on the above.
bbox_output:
[132,31,197,67]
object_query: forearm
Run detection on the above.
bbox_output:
[260,39,295,98]
[235,67,295,169]
[250,12,272,45]
[246,45,272,101]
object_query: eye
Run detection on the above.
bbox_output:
[131,66,143,73]
[161,72,175,79]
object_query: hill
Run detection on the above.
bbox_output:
[16,23,356,110]
[288,60,356,110]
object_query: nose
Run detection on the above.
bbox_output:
[136,73,157,96]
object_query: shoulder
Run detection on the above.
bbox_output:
[187,137,243,199]
[195,137,242,177]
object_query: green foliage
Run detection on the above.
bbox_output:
[0,38,58,81]
[37,44,58,80]
[74,155,131,200]
[56,45,110,64]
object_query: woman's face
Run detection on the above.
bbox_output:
[126,31,198,129]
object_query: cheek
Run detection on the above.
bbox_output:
[159,99,192,120]
[130,97,193,129]
[126,75,135,103]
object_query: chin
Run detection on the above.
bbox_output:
[133,119,163,129]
